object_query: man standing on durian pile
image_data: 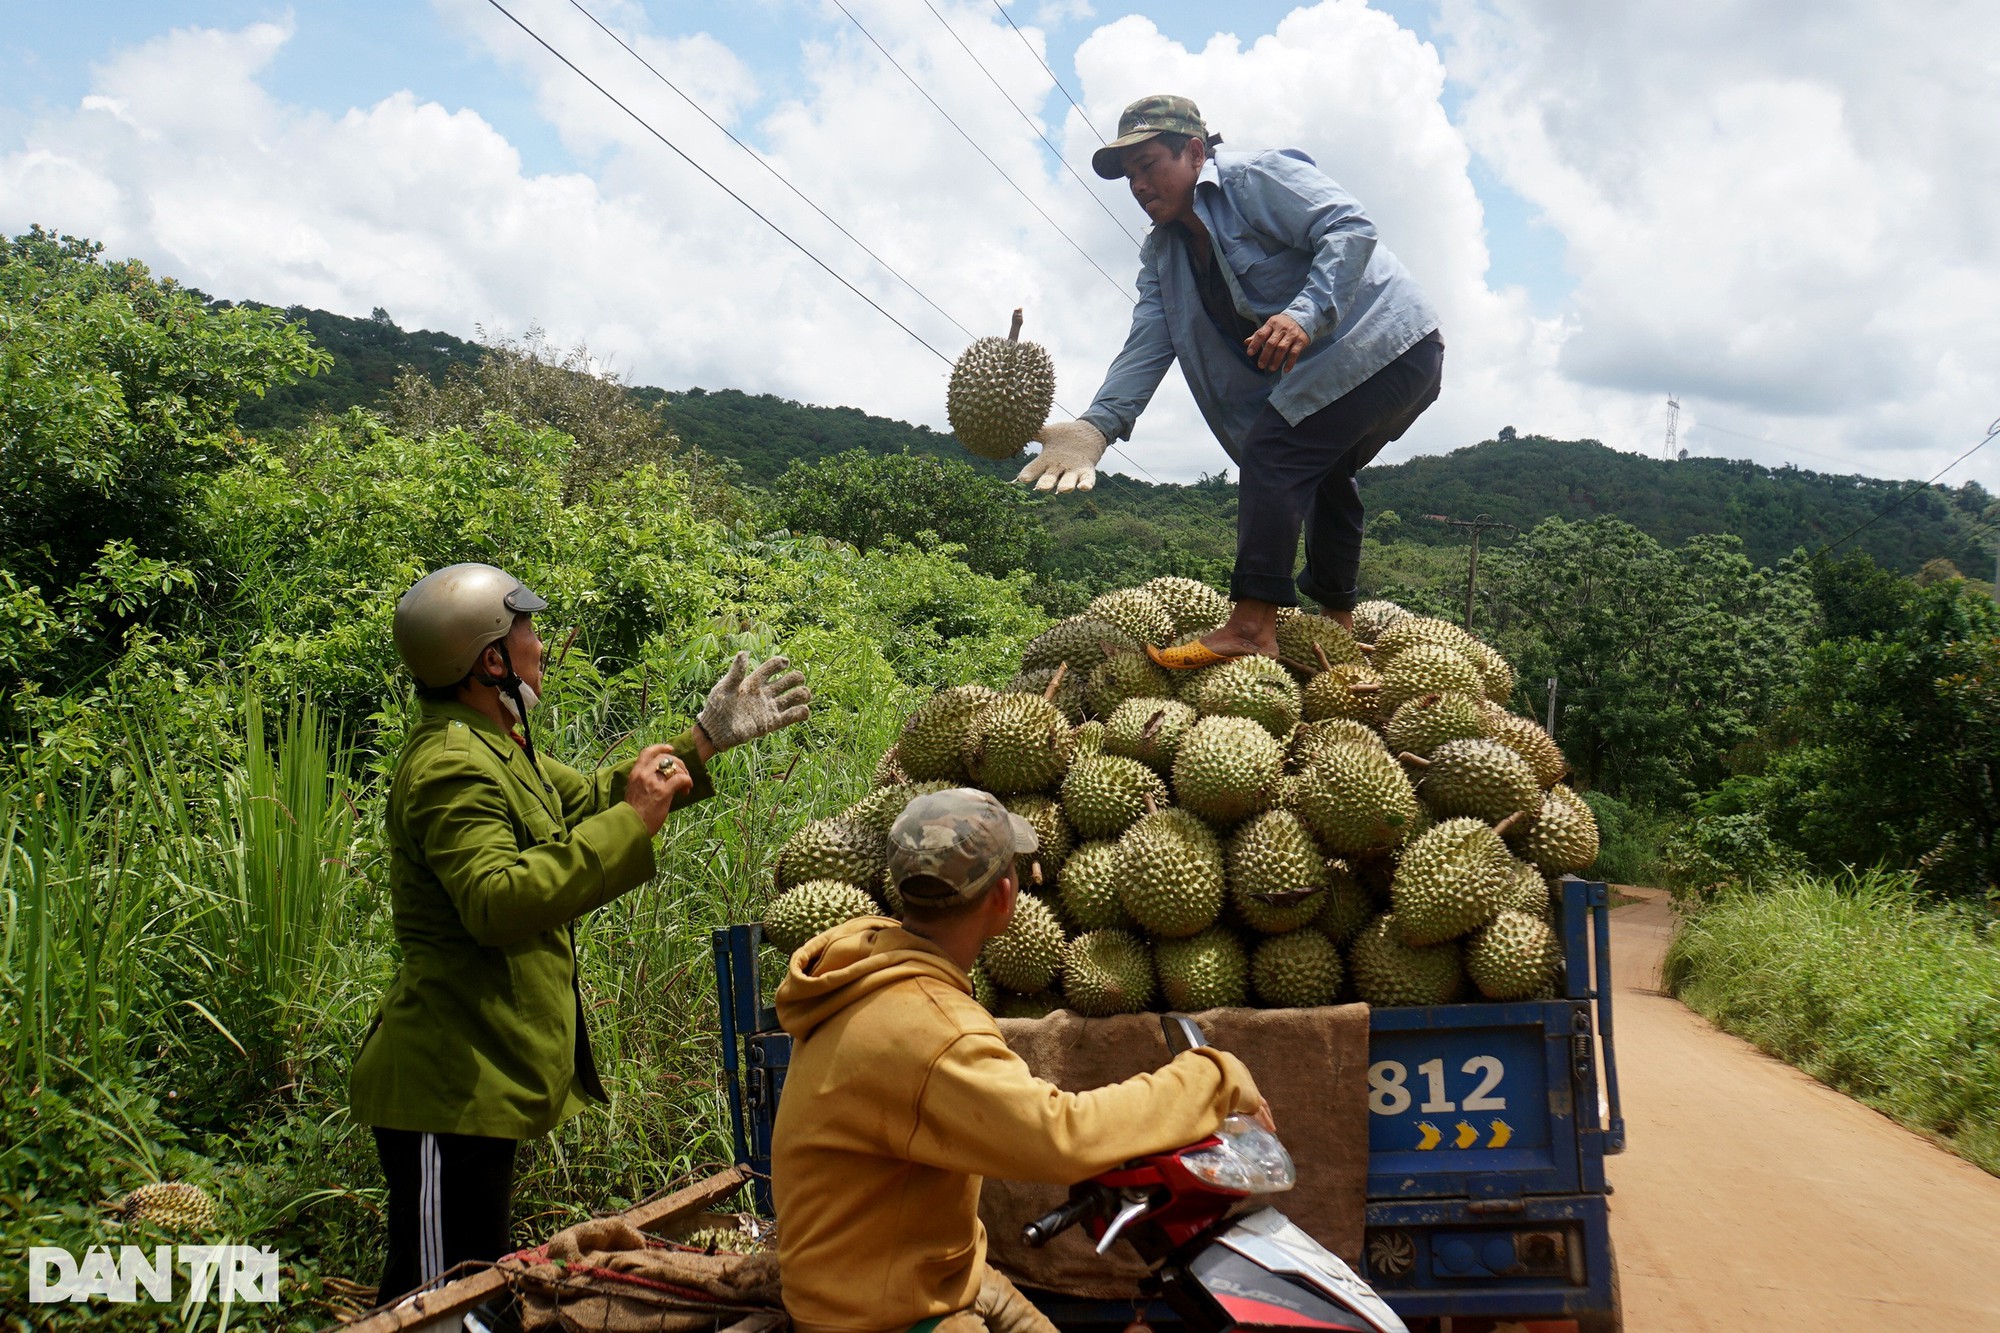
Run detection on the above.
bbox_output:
[349,562,811,1302]
[1020,95,1443,662]
[771,788,1270,1333]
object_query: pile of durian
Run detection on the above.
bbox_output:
[760,577,1600,1014]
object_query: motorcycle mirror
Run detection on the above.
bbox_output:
[1160,1013,1208,1055]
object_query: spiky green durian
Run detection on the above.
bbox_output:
[1004,793,1075,889]
[1384,692,1489,759]
[122,1182,217,1233]
[1351,600,1412,645]
[775,816,887,891]
[1251,930,1344,1008]
[980,891,1066,994]
[1485,713,1567,788]
[1187,655,1303,739]
[1154,927,1249,1011]
[1294,742,1421,855]
[1142,576,1232,636]
[1292,717,1389,771]
[1465,908,1563,1000]
[1085,588,1176,646]
[1507,784,1600,874]
[1059,839,1133,930]
[1103,697,1198,773]
[1348,913,1462,1007]
[1062,929,1155,1016]
[1022,617,1144,674]
[1006,666,1089,725]
[1496,857,1553,918]
[1276,612,1365,674]
[1086,652,1173,720]
[1390,817,1515,945]
[1116,807,1226,937]
[1378,644,1486,717]
[969,961,998,1011]
[963,692,1073,794]
[1417,738,1541,824]
[947,320,1055,459]
[1172,715,1284,825]
[996,991,1062,1019]
[764,881,880,953]
[872,745,908,788]
[847,780,953,838]
[1227,810,1329,933]
[1315,859,1376,945]
[1463,639,1517,704]
[1061,752,1168,839]
[1302,662,1384,724]
[1371,615,1477,664]
[1072,719,1107,756]
[898,685,996,782]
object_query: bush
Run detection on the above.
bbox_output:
[1578,790,1674,887]
[1661,811,1806,901]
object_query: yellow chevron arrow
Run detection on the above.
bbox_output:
[1488,1119,1514,1149]
[1454,1121,1479,1149]
[1415,1122,1441,1151]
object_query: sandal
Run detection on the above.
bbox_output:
[1145,640,1247,671]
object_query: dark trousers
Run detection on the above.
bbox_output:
[373,1127,519,1300]
[1231,331,1445,610]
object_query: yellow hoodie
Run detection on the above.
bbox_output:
[771,917,1262,1333]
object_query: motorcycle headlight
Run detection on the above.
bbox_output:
[1178,1115,1297,1194]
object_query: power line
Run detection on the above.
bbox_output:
[563,0,975,343]
[1815,418,2000,557]
[828,0,1135,301]
[987,0,1103,145]
[919,0,1139,246]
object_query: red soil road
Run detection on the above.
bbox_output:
[1605,887,2000,1330]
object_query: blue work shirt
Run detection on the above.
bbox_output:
[1080,149,1440,456]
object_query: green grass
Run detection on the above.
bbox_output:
[1663,869,2000,1174]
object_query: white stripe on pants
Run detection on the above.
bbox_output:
[419,1132,443,1281]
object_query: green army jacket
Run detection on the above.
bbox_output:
[348,700,712,1139]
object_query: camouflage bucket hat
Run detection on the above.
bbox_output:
[1092,94,1212,179]
[888,788,1038,905]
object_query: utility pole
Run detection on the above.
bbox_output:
[1424,514,1518,633]
[1664,393,1680,461]
[1546,676,1558,736]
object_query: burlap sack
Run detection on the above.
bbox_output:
[979,1004,1371,1300]
[497,1217,783,1332]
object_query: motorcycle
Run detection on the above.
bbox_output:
[1022,1014,1409,1333]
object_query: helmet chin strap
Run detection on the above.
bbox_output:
[478,640,540,766]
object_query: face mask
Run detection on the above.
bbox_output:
[501,680,541,723]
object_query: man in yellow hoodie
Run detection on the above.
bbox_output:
[771,788,1267,1333]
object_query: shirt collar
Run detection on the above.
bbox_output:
[420,698,517,743]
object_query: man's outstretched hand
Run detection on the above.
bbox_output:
[1246,313,1311,373]
[1014,419,1108,493]
[695,652,811,753]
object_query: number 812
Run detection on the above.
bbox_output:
[1369,1056,1506,1116]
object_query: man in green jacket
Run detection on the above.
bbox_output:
[349,562,810,1300]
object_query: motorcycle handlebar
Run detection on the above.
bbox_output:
[1022,1190,1101,1248]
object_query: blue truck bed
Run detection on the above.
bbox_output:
[711,877,1625,1331]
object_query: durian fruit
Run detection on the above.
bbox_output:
[1302,662,1384,724]
[947,309,1055,459]
[764,880,880,952]
[775,816,887,892]
[1497,857,1553,918]
[1384,692,1488,759]
[1463,639,1517,704]
[1143,576,1231,636]
[1351,600,1411,645]
[981,891,1066,993]
[1315,859,1376,945]
[1507,784,1601,875]
[996,991,1062,1019]
[1415,738,1541,825]
[1004,793,1075,888]
[122,1182,217,1233]
[969,961,999,1011]
[1021,617,1143,674]
[1294,742,1421,855]
[1172,715,1284,825]
[1116,807,1226,937]
[1227,811,1329,933]
[1154,927,1249,1011]
[1187,656,1302,739]
[898,685,996,782]
[679,1224,768,1255]
[1348,913,1463,1007]
[1276,613,1365,675]
[872,746,909,788]
[1086,652,1172,720]
[1251,930,1344,1008]
[963,688,1073,794]
[1292,718,1389,770]
[1486,713,1568,788]
[1084,588,1175,646]
[1062,929,1156,1016]
[1465,908,1563,1000]
[1378,644,1485,717]
[1073,719,1107,756]
[1061,753,1168,839]
[1390,818,1514,945]
[1060,839,1134,930]
[1371,615,1477,665]
[1103,697,1198,773]
[847,780,952,838]
[1006,666,1089,725]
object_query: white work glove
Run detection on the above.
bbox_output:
[695,652,812,752]
[1014,419,1108,493]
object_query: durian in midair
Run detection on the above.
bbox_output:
[1143,576,1232,636]
[775,817,887,892]
[764,880,879,953]
[1351,599,1412,644]
[947,308,1055,459]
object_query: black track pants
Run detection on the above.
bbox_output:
[1230,331,1445,610]
[372,1127,519,1301]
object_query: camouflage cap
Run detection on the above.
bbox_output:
[1092,94,1213,179]
[888,788,1038,905]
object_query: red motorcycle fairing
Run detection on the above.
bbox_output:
[1088,1136,1249,1252]
[1182,1246,1381,1331]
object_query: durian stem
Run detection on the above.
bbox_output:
[1044,661,1069,699]
[1356,641,1378,654]
[1031,859,1045,886]
[1398,751,1431,769]
[1141,709,1167,742]
[1350,682,1382,695]
[1143,792,1160,816]
[1419,692,1442,707]
[1494,811,1529,838]
[1312,644,1333,673]
[1008,308,1024,342]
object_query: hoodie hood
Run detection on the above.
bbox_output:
[775,916,972,1042]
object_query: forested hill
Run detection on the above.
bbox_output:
[233,303,1994,576]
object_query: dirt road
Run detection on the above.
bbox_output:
[1606,886,2000,1330]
